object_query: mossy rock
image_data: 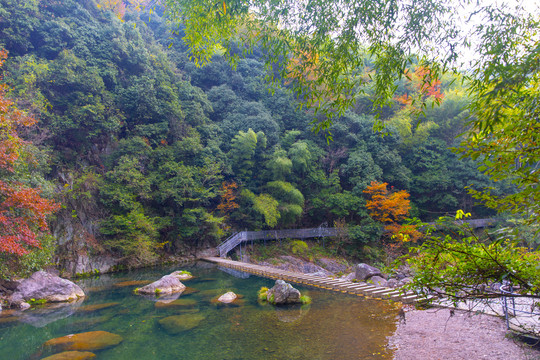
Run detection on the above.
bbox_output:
[158,313,206,334]
[43,331,123,352]
[41,351,96,360]
[76,302,120,313]
[154,298,198,309]
[114,280,151,287]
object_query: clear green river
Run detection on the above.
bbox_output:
[0,262,398,359]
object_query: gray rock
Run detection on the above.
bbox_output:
[354,263,382,281]
[316,258,349,274]
[19,302,31,310]
[340,272,356,281]
[217,292,237,303]
[267,280,301,305]
[195,247,218,258]
[306,271,329,278]
[136,275,186,295]
[67,254,118,276]
[397,277,412,288]
[0,278,22,291]
[10,271,85,304]
[387,279,398,288]
[369,276,388,287]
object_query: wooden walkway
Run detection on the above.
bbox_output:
[203,257,430,304]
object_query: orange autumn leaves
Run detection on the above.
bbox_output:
[395,66,444,107]
[0,50,60,256]
[363,181,421,243]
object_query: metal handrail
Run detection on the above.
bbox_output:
[500,282,540,331]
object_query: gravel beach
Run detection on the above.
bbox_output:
[389,308,540,360]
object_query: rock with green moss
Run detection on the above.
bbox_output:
[134,275,186,296]
[266,280,301,305]
[169,270,193,280]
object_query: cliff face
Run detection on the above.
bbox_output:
[51,171,118,276]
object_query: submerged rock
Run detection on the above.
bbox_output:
[154,298,197,309]
[135,275,186,296]
[158,313,206,334]
[76,302,120,313]
[354,263,383,281]
[41,351,96,360]
[217,292,237,304]
[10,271,85,304]
[43,331,123,352]
[113,280,151,287]
[267,280,301,305]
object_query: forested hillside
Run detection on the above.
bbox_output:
[0,0,508,276]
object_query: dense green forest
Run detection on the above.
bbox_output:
[0,0,511,276]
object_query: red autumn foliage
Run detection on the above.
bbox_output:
[0,49,61,256]
[396,66,444,106]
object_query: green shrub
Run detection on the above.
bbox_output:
[300,295,312,305]
[290,240,308,256]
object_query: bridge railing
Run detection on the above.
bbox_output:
[217,227,338,257]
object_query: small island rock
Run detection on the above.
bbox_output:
[267,280,301,305]
[135,275,186,295]
[10,271,84,304]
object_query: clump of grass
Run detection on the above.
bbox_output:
[179,270,192,276]
[258,287,269,301]
[300,295,312,305]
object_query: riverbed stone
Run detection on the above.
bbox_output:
[154,298,197,309]
[354,263,383,281]
[43,331,123,352]
[41,351,96,360]
[135,275,186,295]
[114,280,151,287]
[267,280,301,305]
[10,271,85,304]
[76,302,120,313]
[217,292,237,304]
[158,313,206,334]
[387,279,398,288]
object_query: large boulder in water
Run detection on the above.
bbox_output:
[43,331,123,352]
[135,275,186,295]
[354,263,383,281]
[10,271,85,304]
[267,280,301,305]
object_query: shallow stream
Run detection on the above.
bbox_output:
[0,262,398,359]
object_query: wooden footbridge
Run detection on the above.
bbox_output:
[203,257,431,305]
